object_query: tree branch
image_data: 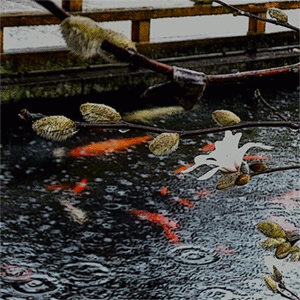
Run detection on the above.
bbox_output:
[210,0,300,33]
[251,165,300,177]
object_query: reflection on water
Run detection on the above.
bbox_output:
[1,87,299,299]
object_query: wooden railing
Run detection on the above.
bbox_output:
[0,0,299,53]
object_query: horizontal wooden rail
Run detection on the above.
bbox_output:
[0,1,299,54]
[1,1,298,27]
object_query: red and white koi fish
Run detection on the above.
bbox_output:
[131,210,180,244]
[269,190,299,208]
[243,155,271,161]
[0,264,32,283]
[193,188,212,200]
[45,178,88,195]
[69,136,152,157]
[214,244,235,256]
[268,215,297,232]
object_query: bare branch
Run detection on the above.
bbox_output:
[210,0,300,33]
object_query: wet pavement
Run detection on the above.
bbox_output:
[1,86,299,299]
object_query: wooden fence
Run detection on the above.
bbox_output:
[1,0,299,53]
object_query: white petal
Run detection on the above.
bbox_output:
[238,142,273,159]
[197,167,221,180]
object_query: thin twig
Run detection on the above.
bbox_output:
[211,0,300,33]
[19,109,300,137]
[279,284,300,300]
[251,165,300,177]
[277,289,299,300]
[74,120,300,136]
[254,89,289,122]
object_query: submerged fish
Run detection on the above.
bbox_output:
[72,178,88,194]
[131,210,179,244]
[69,136,152,157]
[243,155,271,161]
[201,143,215,152]
[60,199,89,225]
[46,178,88,194]
[160,186,170,196]
[45,183,70,191]
[175,198,195,208]
[123,106,184,124]
[0,264,32,283]
[174,164,195,174]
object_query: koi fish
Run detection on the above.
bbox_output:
[69,136,152,157]
[202,143,215,152]
[175,198,195,208]
[131,210,179,244]
[243,155,271,161]
[160,186,170,196]
[193,188,212,200]
[269,190,299,208]
[214,244,235,256]
[72,178,88,194]
[60,199,89,225]
[45,184,70,191]
[0,264,32,283]
[174,164,195,174]
[268,215,297,232]
[45,178,88,195]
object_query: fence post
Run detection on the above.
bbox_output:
[247,12,266,34]
[62,0,83,11]
[131,19,151,43]
[0,28,3,53]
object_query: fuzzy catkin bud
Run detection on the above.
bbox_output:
[263,276,278,293]
[80,103,121,123]
[32,116,77,141]
[260,238,286,250]
[271,265,283,283]
[149,133,180,156]
[211,110,241,126]
[275,242,291,259]
[257,221,287,239]
[268,8,288,23]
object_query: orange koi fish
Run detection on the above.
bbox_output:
[202,143,215,152]
[69,136,152,157]
[45,183,70,191]
[160,186,170,196]
[72,178,88,194]
[131,210,180,244]
[243,155,271,161]
[268,215,297,232]
[174,164,195,175]
[176,198,195,208]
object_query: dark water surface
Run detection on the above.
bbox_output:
[1,86,299,299]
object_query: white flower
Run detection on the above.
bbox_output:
[182,130,273,180]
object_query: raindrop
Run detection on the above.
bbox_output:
[169,245,220,265]
[11,274,58,295]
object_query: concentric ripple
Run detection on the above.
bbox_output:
[11,274,58,295]
[62,262,111,286]
[195,286,247,299]
[169,245,220,265]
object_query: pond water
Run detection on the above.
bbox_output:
[1,85,299,299]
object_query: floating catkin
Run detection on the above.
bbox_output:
[263,276,278,293]
[149,133,180,156]
[60,16,136,60]
[257,221,287,239]
[80,103,122,123]
[211,110,241,126]
[32,116,77,141]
